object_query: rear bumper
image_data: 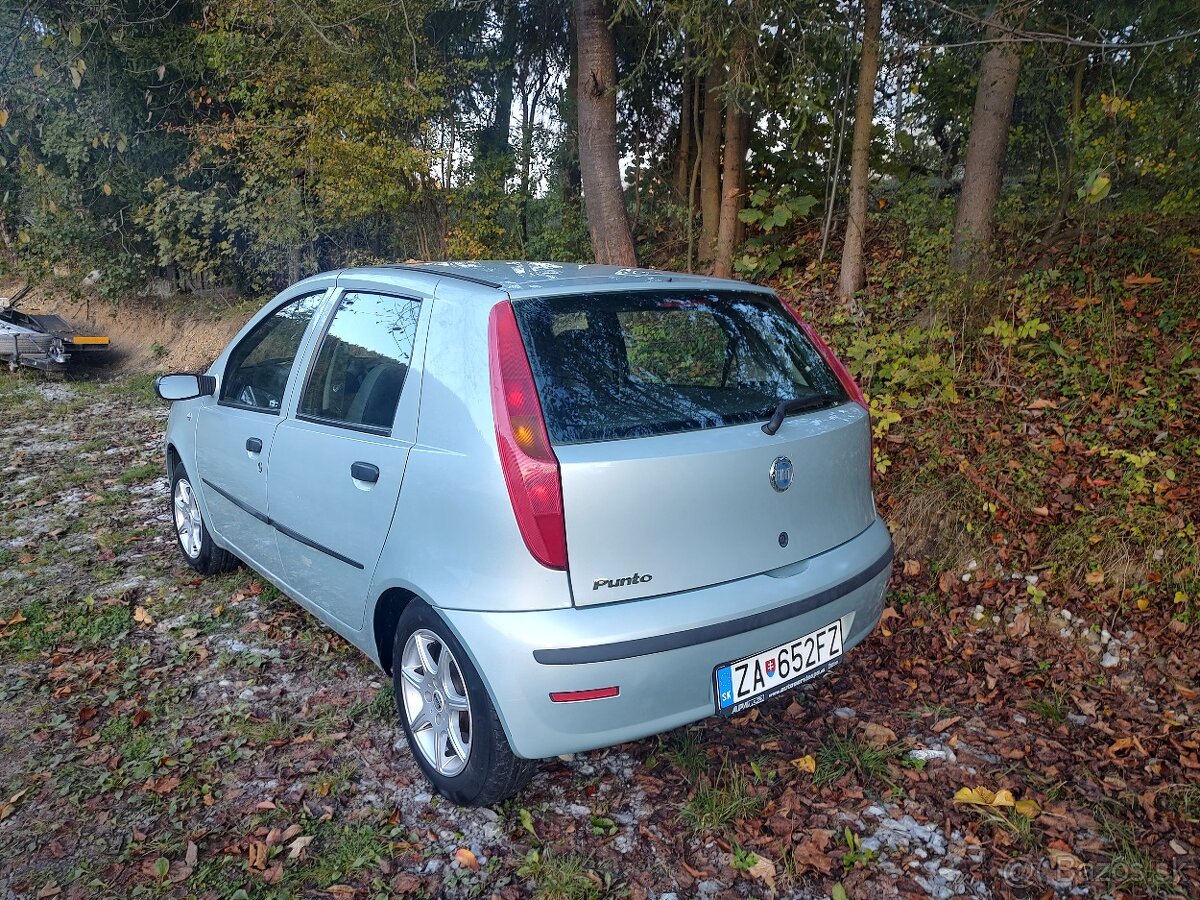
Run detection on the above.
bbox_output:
[440,517,892,759]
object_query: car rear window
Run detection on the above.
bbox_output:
[513,290,847,444]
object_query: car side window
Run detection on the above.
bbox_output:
[220,292,325,412]
[298,292,420,433]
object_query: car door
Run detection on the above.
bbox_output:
[195,289,329,575]
[266,286,429,631]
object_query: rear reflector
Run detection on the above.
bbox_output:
[489,300,568,570]
[549,686,620,703]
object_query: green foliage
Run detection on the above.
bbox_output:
[734,184,821,280]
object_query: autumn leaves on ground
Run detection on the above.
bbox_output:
[1,222,1198,898]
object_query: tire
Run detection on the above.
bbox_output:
[392,601,535,806]
[170,464,238,575]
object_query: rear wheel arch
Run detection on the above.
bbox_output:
[373,587,419,674]
[166,443,181,482]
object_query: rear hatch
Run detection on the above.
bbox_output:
[513,289,876,606]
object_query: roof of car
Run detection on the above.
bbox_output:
[335,261,774,299]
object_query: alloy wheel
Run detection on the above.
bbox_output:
[173,477,203,559]
[399,629,473,776]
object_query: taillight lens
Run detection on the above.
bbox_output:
[489,301,567,570]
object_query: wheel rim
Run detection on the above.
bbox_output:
[173,477,203,560]
[399,628,472,777]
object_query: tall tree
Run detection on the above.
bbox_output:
[950,8,1024,272]
[712,13,755,279]
[575,0,637,265]
[837,0,883,304]
[697,65,724,269]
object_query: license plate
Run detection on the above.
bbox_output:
[714,620,843,715]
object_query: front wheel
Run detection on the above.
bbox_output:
[171,465,237,575]
[392,601,535,806]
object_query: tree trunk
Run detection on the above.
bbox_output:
[562,13,582,205]
[698,65,724,269]
[673,69,693,201]
[1046,53,1085,240]
[480,0,518,158]
[713,105,750,278]
[520,93,533,246]
[575,0,637,266]
[950,11,1023,272]
[837,0,883,305]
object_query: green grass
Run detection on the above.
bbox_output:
[1162,783,1200,823]
[518,849,618,900]
[678,765,761,834]
[659,727,710,781]
[1094,806,1179,895]
[1025,687,1068,725]
[2,597,131,657]
[305,823,391,886]
[118,462,161,484]
[814,732,902,790]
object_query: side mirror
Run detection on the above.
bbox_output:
[155,373,216,402]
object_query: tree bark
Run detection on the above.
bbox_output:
[713,106,750,279]
[673,69,693,201]
[698,65,724,269]
[950,11,1023,272]
[478,0,519,159]
[1046,53,1085,240]
[561,12,582,206]
[837,0,883,304]
[575,0,637,266]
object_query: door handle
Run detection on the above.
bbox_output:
[246,437,263,453]
[351,462,380,483]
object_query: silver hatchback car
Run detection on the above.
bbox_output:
[156,262,892,806]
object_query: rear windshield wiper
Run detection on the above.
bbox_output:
[761,393,840,435]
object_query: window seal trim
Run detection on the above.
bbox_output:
[215,400,281,416]
[294,413,391,437]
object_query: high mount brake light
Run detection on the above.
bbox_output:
[783,302,874,477]
[489,301,568,570]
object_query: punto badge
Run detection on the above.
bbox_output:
[770,456,794,492]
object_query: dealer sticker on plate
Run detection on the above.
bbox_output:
[714,620,843,715]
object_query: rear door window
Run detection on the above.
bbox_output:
[298,291,420,433]
[514,291,846,444]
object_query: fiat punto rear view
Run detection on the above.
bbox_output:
[155,262,893,806]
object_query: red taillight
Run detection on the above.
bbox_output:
[783,303,874,476]
[489,301,567,570]
[549,686,620,703]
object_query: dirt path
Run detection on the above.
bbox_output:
[0,373,1196,899]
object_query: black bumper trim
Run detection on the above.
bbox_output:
[532,544,893,666]
[201,477,364,570]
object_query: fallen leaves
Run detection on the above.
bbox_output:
[146,775,180,795]
[287,835,314,859]
[790,754,816,774]
[860,722,896,749]
[453,847,479,872]
[133,606,154,626]
[954,785,1041,818]
[745,852,776,892]
[791,828,834,874]
[0,788,29,821]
